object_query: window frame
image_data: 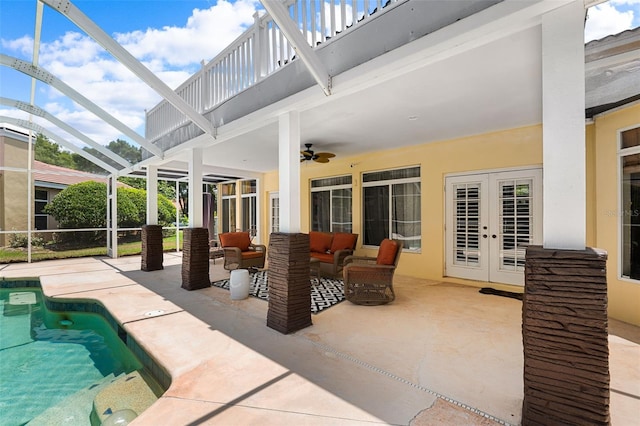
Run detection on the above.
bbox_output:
[221,182,236,233]
[240,179,258,237]
[34,189,49,230]
[269,191,279,234]
[310,175,353,233]
[618,124,640,283]
[361,166,421,252]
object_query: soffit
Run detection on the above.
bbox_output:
[177,24,543,175]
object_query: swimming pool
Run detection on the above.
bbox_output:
[0,285,156,425]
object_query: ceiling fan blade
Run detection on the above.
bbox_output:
[314,152,335,159]
[314,157,330,163]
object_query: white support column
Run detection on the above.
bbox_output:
[107,175,118,258]
[278,111,301,233]
[146,165,159,225]
[188,148,204,228]
[541,0,586,250]
[175,179,181,251]
[256,178,262,243]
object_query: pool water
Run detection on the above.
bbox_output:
[0,288,143,426]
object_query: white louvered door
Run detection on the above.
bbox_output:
[445,169,542,286]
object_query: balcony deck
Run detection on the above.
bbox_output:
[145,0,501,157]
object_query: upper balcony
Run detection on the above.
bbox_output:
[144,0,502,158]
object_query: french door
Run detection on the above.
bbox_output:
[445,169,542,286]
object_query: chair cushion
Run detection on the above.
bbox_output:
[311,252,335,264]
[241,251,264,260]
[330,233,357,253]
[376,239,399,265]
[220,232,251,252]
[310,231,333,253]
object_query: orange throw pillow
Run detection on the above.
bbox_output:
[220,232,251,252]
[376,239,399,265]
[330,233,357,253]
[309,231,333,253]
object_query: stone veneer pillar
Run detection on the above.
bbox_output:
[522,246,609,425]
[141,224,163,271]
[266,233,312,334]
[181,228,210,291]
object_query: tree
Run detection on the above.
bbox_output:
[44,181,176,232]
[118,177,176,202]
[43,181,106,229]
[34,134,76,168]
[174,183,217,224]
[74,139,143,173]
[108,139,142,163]
[35,135,144,175]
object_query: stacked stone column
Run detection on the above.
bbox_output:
[141,224,163,271]
[522,246,609,425]
[266,233,312,334]
[181,228,210,291]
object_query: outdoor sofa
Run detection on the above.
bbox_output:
[309,231,358,278]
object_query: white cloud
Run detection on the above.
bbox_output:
[1,35,34,57]
[585,1,638,42]
[114,0,259,67]
[0,0,260,147]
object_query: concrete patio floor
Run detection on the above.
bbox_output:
[1,252,638,425]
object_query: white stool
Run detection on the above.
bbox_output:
[230,269,250,300]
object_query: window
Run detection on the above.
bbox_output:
[621,126,640,280]
[270,192,279,233]
[34,189,48,230]
[363,166,421,250]
[241,180,257,237]
[221,183,236,233]
[311,175,352,232]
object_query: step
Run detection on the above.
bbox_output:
[92,370,160,425]
[27,373,120,426]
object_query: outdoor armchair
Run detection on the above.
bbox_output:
[209,235,225,264]
[219,231,266,271]
[342,239,402,305]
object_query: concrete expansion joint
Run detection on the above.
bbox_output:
[164,394,378,423]
[305,339,515,426]
[123,309,185,325]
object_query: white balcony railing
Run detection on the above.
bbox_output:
[146,0,400,142]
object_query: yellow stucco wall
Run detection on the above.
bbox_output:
[0,135,30,244]
[593,103,640,326]
[260,117,639,325]
[262,125,543,277]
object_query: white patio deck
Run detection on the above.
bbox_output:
[1,253,638,425]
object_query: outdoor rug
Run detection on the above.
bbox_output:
[211,270,345,314]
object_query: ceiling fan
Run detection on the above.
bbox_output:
[300,143,336,163]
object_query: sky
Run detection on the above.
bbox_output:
[0,0,639,151]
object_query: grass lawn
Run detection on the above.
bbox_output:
[0,234,183,263]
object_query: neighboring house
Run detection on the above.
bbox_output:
[0,125,112,244]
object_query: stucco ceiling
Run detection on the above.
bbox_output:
[157,23,543,179]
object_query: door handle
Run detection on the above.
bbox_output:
[492,234,497,239]
[482,234,488,239]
